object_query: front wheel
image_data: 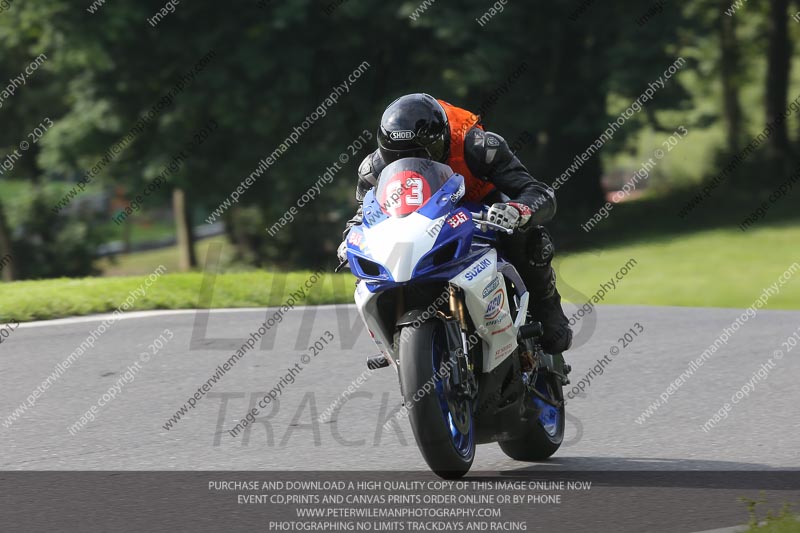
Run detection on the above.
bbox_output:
[499,372,564,461]
[398,321,474,479]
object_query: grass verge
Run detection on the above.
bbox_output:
[557,222,800,309]
[0,270,349,323]
[745,514,800,532]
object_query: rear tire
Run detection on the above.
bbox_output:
[399,321,474,479]
[499,373,564,461]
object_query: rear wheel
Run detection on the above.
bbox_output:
[399,321,474,479]
[498,371,564,461]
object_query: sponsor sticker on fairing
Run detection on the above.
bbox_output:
[484,289,504,320]
[447,211,469,228]
[494,342,514,359]
[451,182,466,203]
[482,276,501,298]
[464,257,492,281]
[347,231,363,246]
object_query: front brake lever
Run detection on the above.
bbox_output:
[334,260,348,273]
[476,217,514,234]
[471,211,488,233]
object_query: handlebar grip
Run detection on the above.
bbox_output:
[472,211,514,234]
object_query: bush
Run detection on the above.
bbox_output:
[10,191,109,279]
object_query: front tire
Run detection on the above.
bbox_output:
[399,321,474,479]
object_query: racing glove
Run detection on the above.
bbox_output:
[337,240,348,263]
[486,202,533,231]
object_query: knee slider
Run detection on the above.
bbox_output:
[527,226,554,267]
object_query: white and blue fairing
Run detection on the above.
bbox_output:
[346,158,524,371]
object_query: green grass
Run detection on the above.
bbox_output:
[741,497,800,532]
[97,235,235,277]
[557,223,800,309]
[0,269,351,322]
[745,515,800,532]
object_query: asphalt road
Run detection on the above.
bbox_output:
[2,304,799,532]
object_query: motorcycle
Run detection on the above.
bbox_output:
[338,157,570,478]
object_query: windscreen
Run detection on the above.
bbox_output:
[375,158,454,217]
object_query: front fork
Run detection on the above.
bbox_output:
[442,285,478,402]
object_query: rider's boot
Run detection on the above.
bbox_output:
[530,280,572,354]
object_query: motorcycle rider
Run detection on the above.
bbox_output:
[338,93,572,354]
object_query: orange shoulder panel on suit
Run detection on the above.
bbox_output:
[437,99,495,203]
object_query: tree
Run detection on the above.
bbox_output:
[765,0,793,160]
[0,201,14,281]
[172,188,197,271]
[719,0,744,153]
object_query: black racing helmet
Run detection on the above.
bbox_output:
[377,93,450,164]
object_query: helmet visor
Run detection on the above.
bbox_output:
[378,131,448,163]
[378,144,435,164]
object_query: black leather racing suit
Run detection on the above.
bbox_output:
[343,127,572,353]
